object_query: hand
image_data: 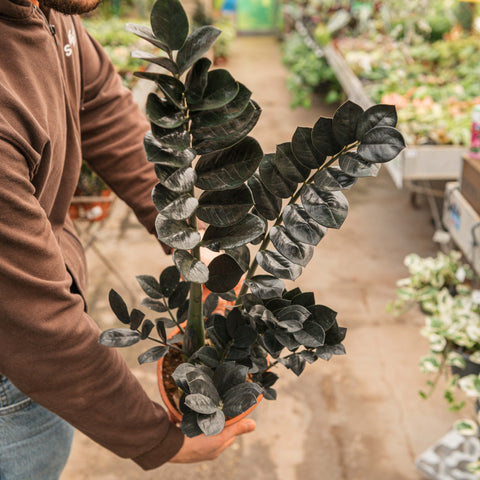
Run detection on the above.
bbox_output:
[169,419,256,463]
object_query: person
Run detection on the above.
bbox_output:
[0,0,256,477]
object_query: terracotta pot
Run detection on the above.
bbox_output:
[83,189,112,222]
[68,203,80,220]
[157,326,263,428]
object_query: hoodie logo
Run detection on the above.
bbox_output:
[64,29,77,57]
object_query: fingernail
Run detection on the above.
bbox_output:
[244,419,256,432]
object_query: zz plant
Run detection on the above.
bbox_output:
[99,0,406,438]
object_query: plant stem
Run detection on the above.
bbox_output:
[162,298,185,334]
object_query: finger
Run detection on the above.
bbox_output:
[223,419,256,439]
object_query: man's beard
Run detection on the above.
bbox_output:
[38,0,102,15]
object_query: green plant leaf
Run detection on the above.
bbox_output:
[154,165,197,193]
[131,50,179,74]
[203,293,219,317]
[185,57,211,104]
[195,136,263,191]
[275,142,310,183]
[222,383,262,417]
[357,126,406,163]
[292,292,315,308]
[269,225,314,267]
[274,330,301,350]
[259,153,297,199]
[213,363,248,395]
[196,185,253,227]
[190,346,220,368]
[247,172,282,221]
[245,275,285,299]
[140,298,168,313]
[263,329,284,357]
[205,254,244,293]
[256,250,302,281]
[338,152,380,178]
[150,0,189,51]
[291,126,326,169]
[356,104,398,141]
[189,69,239,111]
[152,184,198,220]
[301,187,349,229]
[276,305,311,332]
[136,275,162,299]
[141,319,154,339]
[324,323,347,345]
[160,265,180,297]
[138,345,169,365]
[145,133,196,168]
[282,204,327,245]
[311,117,342,157]
[188,372,219,404]
[312,167,357,192]
[108,289,130,324]
[146,94,186,129]
[173,250,209,284]
[279,354,306,376]
[197,409,225,436]
[191,83,252,128]
[181,411,203,437]
[156,320,167,342]
[225,246,250,272]
[168,281,190,309]
[152,124,191,151]
[202,213,265,251]
[293,320,325,348]
[134,73,184,109]
[177,26,221,74]
[155,215,201,249]
[192,101,261,154]
[300,350,318,364]
[125,23,168,51]
[99,328,141,347]
[129,309,145,330]
[185,393,218,414]
[332,100,364,146]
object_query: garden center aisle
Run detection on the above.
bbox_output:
[63,36,461,480]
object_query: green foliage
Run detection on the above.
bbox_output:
[281,32,342,109]
[100,0,405,437]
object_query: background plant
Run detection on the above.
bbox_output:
[99,0,405,438]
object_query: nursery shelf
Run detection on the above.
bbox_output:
[443,182,480,276]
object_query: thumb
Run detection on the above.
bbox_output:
[226,418,256,437]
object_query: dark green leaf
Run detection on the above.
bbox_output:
[332,100,364,146]
[152,124,190,151]
[177,26,221,74]
[219,290,237,302]
[134,73,184,109]
[191,83,252,128]
[283,204,327,245]
[108,289,129,324]
[136,274,162,299]
[185,393,218,414]
[246,275,285,299]
[125,23,168,51]
[247,172,282,221]
[325,324,347,345]
[189,69,239,111]
[203,293,219,317]
[279,354,306,376]
[356,104,398,140]
[154,165,197,193]
[160,265,180,297]
[152,185,198,220]
[233,324,257,348]
[172,362,197,392]
[138,345,169,364]
[190,346,220,368]
[185,57,211,104]
[225,246,250,272]
[181,411,203,437]
[269,225,313,267]
[312,167,357,191]
[213,363,247,395]
[192,101,261,154]
[283,288,302,301]
[197,185,253,227]
[195,136,263,191]
[156,319,167,342]
[308,305,337,331]
[99,328,141,347]
[150,0,189,51]
[157,316,178,329]
[274,330,301,350]
[275,142,310,183]
[146,94,186,129]
[197,409,225,436]
[256,250,302,281]
[263,387,277,400]
[292,292,315,308]
[155,215,201,250]
[205,254,244,293]
[264,298,290,313]
[145,133,195,168]
[301,186,349,229]
[311,117,342,157]
[173,250,209,284]
[168,281,190,309]
[222,382,263,417]
[277,305,310,328]
[141,319,154,339]
[300,350,318,364]
[262,329,284,357]
[177,299,189,323]
[316,344,346,361]
[338,152,380,178]
[293,320,325,347]
[291,126,326,169]
[357,126,405,163]
[130,308,145,330]
[141,298,168,313]
[130,50,178,74]
[183,326,198,356]
[202,213,265,250]
[259,153,297,199]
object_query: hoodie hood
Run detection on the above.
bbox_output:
[0,0,34,20]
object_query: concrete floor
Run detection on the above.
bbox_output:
[62,36,467,479]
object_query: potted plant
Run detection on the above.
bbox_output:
[99,0,405,438]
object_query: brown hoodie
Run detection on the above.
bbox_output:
[0,0,184,469]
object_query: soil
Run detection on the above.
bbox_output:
[161,347,183,415]
[62,36,468,480]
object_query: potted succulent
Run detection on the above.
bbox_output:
[99,0,405,438]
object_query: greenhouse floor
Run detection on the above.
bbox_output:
[62,36,462,480]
